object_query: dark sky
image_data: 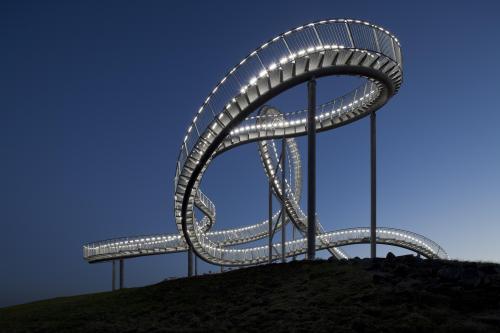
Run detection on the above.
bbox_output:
[2,1,500,307]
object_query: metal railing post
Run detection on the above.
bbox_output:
[373,28,381,52]
[370,111,377,259]
[281,137,286,263]
[268,180,273,264]
[112,260,116,291]
[119,259,124,289]
[345,22,355,48]
[307,78,317,260]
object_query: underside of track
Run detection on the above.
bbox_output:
[83,19,448,267]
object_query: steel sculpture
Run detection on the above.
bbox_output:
[83,19,448,285]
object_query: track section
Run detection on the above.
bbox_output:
[84,123,344,263]
[255,106,346,260]
[175,19,403,265]
[83,19,449,266]
[83,227,447,263]
[83,104,448,263]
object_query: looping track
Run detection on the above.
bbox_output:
[83,19,448,265]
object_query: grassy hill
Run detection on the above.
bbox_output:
[1,256,500,332]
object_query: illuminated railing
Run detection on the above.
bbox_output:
[172,19,404,265]
[83,233,184,259]
[83,226,448,263]
[83,210,285,261]
[174,19,401,191]
[230,81,378,137]
[82,19,448,267]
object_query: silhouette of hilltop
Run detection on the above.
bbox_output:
[2,256,500,332]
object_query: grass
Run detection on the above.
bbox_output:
[1,257,500,332]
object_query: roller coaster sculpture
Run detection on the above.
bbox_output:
[83,19,448,281]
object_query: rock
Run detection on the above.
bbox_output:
[386,252,396,260]
[338,258,348,265]
[349,257,362,265]
[396,254,417,263]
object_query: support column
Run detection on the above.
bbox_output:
[281,137,286,263]
[188,247,193,277]
[194,255,198,276]
[307,79,316,260]
[119,259,124,290]
[268,180,273,264]
[370,111,377,259]
[292,224,296,261]
[112,260,116,291]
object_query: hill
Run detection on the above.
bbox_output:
[1,256,500,332]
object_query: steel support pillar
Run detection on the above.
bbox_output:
[268,180,273,264]
[370,111,377,259]
[188,246,193,277]
[112,260,116,291]
[119,259,124,290]
[194,255,198,276]
[281,137,286,263]
[307,79,316,260]
[292,224,296,261]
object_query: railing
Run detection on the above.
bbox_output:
[196,189,215,215]
[83,233,184,259]
[172,19,404,264]
[83,210,283,260]
[320,228,448,259]
[174,19,402,190]
[195,227,447,264]
[83,226,447,262]
[230,81,378,137]
[82,19,450,266]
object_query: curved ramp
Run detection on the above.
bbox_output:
[83,19,448,267]
[174,19,404,265]
[83,227,447,263]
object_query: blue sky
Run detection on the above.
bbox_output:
[1,0,500,307]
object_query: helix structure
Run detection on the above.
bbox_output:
[83,19,449,266]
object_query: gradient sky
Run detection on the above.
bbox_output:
[2,1,500,307]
